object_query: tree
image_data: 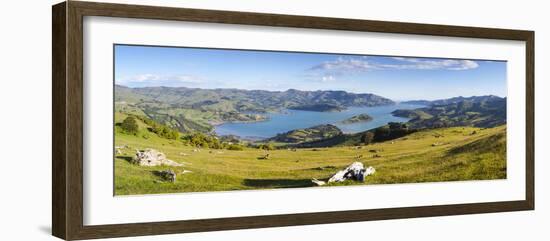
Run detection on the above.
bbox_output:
[374,127,390,140]
[361,132,375,145]
[388,122,403,130]
[151,124,179,139]
[258,143,275,150]
[209,138,222,149]
[120,116,139,134]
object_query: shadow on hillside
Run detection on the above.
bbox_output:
[116,155,133,163]
[243,178,315,188]
[447,132,505,155]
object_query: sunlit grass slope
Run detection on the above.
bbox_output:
[114,117,506,195]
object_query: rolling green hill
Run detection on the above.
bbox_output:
[114,123,506,195]
[393,97,506,128]
[401,95,504,106]
[267,124,343,143]
[295,122,415,148]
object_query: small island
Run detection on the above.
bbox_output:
[340,113,373,124]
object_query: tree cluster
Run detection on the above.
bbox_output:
[120,116,139,134]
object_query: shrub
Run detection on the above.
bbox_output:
[128,114,180,140]
[120,117,139,134]
[181,132,224,149]
[373,122,416,142]
[258,143,275,150]
[151,125,180,140]
[227,144,244,151]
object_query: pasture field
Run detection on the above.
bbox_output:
[114,122,506,195]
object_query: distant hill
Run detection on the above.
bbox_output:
[394,96,506,129]
[291,95,507,148]
[401,95,503,106]
[116,85,394,112]
[267,124,343,143]
[115,85,394,133]
[288,104,346,112]
[294,122,415,148]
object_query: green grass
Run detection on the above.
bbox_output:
[114,124,506,195]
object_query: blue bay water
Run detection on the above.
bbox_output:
[214,104,424,140]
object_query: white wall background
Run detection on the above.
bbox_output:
[0,0,547,240]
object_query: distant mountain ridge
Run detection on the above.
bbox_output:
[401,95,504,106]
[115,85,394,133]
[394,96,506,129]
[116,85,394,112]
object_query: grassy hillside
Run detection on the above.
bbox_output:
[402,95,503,106]
[393,97,506,128]
[115,122,506,195]
[295,122,415,148]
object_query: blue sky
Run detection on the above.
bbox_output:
[114,44,507,100]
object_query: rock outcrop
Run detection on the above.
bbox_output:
[133,149,183,167]
[153,170,177,182]
[312,162,375,186]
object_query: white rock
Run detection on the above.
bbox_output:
[311,178,326,186]
[312,162,376,186]
[133,149,183,167]
[364,166,376,176]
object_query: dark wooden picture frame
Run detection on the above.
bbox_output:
[52,1,534,240]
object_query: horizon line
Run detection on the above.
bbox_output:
[115,84,507,102]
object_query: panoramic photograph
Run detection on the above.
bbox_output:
[113,44,507,195]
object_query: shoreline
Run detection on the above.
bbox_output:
[212,104,423,139]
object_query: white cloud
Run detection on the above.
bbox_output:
[387,57,479,70]
[308,56,479,78]
[321,75,336,82]
[305,56,479,82]
[302,71,342,82]
[310,57,381,72]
